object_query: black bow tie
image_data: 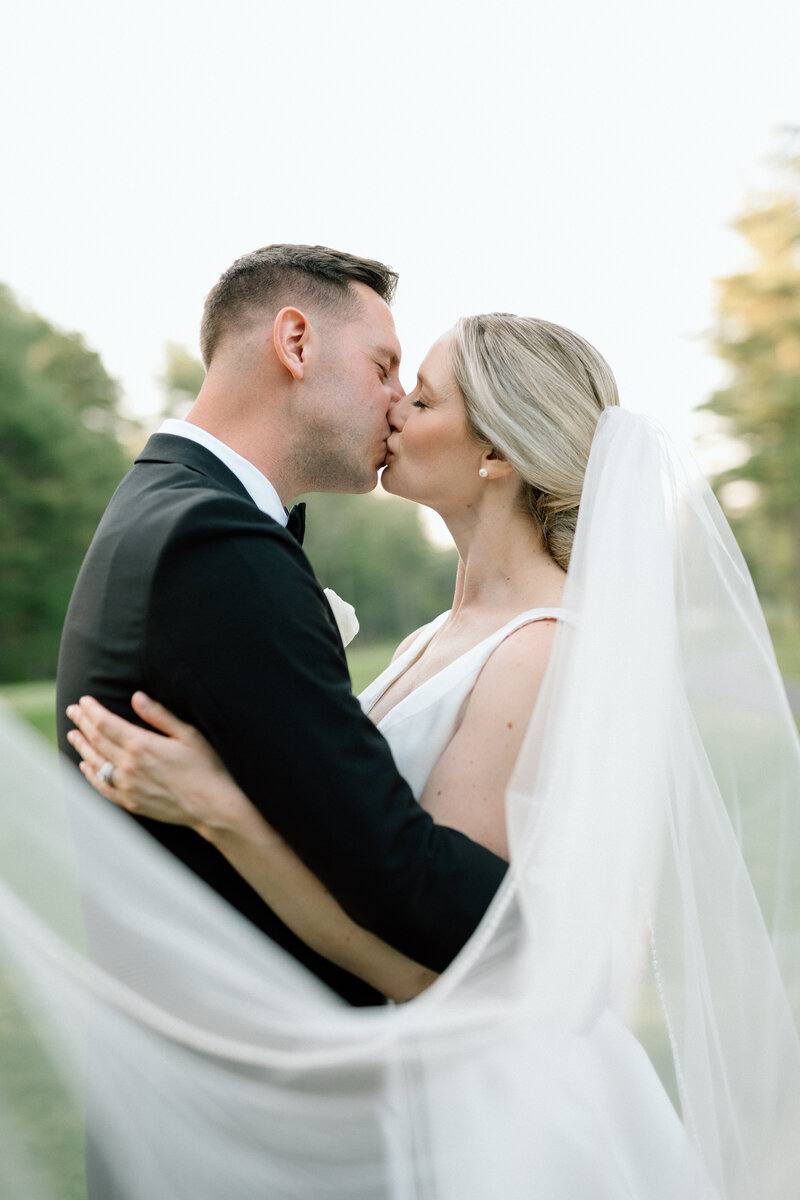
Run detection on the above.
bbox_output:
[285,503,306,545]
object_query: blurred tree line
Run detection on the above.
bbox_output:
[6,146,800,686]
[0,306,456,683]
[300,492,457,642]
[0,286,130,681]
[702,141,800,625]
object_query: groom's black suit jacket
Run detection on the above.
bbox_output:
[57,435,506,1005]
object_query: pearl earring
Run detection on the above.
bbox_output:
[479,468,488,478]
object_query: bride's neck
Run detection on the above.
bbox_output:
[445,500,565,618]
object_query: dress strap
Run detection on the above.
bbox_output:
[481,607,570,651]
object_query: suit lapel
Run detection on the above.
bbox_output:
[135,433,254,505]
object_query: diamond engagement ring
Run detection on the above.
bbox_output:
[96,760,116,786]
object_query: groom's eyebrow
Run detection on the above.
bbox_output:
[379,347,401,366]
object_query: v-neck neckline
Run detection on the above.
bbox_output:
[362,607,565,729]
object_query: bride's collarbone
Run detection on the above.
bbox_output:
[428,604,541,657]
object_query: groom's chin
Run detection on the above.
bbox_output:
[329,473,380,496]
[345,469,379,495]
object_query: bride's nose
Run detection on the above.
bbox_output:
[388,392,408,431]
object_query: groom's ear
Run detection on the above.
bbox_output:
[273,307,313,380]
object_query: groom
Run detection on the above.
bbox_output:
[57,244,506,1006]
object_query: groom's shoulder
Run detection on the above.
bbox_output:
[101,437,300,562]
[129,432,245,504]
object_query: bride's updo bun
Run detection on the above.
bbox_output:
[451,314,619,570]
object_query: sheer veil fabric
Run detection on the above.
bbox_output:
[1,408,798,1198]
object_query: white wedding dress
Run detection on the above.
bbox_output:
[359,610,703,1199]
[359,607,565,796]
[1,409,798,1199]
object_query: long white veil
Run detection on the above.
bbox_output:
[1,408,798,1198]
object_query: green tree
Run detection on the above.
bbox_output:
[702,153,800,612]
[0,286,131,681]
[160,341,205,418]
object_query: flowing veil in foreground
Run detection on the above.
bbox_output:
[1,409,799,1198]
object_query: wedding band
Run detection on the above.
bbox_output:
[96,760,116,786]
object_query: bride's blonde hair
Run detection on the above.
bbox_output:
[451,314,619,569]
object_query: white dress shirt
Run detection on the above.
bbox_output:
[158,419,287,527]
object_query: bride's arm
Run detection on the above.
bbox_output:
[66,621,554,997]
[66,694,436,1003]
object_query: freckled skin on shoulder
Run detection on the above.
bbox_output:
[417,619,559,860]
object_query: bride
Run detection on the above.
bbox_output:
[4,315,800,1198]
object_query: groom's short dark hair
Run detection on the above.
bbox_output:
[200,244,399,368]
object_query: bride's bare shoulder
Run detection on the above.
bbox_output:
[472,617,559,701]
[418,618,561,859]
[495,614,560,661]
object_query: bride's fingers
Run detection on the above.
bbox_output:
[79,695,141,745]
[65,703,121,762]
[78,759,133,808]
[66,727,106,773]
[65,729,130,807]
[131,692,194,741]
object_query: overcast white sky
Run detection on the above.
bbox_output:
[2,0,798,464]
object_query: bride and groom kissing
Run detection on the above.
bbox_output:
[59,241,588,1003]
[54,242,800,1197]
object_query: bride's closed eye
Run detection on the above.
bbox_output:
[412,399,427,409]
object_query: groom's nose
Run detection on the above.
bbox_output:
[388,391,407,429]
[387,376,405,408]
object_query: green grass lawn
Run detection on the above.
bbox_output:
[0,980,86,1199]
[346,639,396,695]
[0,679,59,744]
[770,620,800,680]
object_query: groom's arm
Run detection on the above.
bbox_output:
[144,498,507,972]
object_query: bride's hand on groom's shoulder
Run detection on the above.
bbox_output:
[65,693,249,839]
